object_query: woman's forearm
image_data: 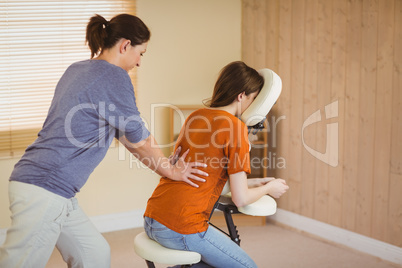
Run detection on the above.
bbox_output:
[246,177,275,188]
[120,135,172,177]
[230,172,270,207]
[230,172,289,207]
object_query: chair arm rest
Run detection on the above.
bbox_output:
[218,193,277,216]
[238,195,277,216]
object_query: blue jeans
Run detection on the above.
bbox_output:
[144,217,257,268]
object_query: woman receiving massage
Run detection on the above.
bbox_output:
[143,61,289,268]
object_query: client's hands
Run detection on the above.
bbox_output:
[266,179,289,198]
[247,177,275,188]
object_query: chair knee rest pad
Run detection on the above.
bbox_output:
[134,232,201,265]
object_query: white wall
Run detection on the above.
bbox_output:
[0,0,241,228]
[136,0,242,147]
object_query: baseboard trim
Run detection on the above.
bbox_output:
[270,208,402,265]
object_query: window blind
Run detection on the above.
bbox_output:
[0,0,136,158]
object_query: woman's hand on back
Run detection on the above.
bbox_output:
[170,150,208,188]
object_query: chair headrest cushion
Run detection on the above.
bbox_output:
[240,69,282,127]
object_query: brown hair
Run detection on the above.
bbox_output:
[205,61,264,108]
[86,14,151,58]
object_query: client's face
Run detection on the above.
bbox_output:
[240,91,259,115]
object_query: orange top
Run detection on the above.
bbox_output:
[144,108,251,234]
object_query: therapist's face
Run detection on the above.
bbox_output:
[124,42,148,71]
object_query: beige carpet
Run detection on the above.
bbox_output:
[45,221,400,268]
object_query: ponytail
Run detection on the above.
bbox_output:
[86,13,150,59]
[86,14,109,58]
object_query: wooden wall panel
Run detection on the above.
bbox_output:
[242,0,402,246]
[356,5,378,237]
[328,0,347,227]
[263,0,281,182]
[388,174,402,246]
[254,0,267,69]
[342,0,362,232]
[273,0,292,209]
[314,0,332,223]
[242,0,255,67]
[372,0,394,242]
[300,0,318,219]
[391,0,402,177]
[388,0,402,247]
[288,0,305,213]
[314,61,330,223]
[265,0,279,69]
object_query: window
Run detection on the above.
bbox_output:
[0,0,136,158]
